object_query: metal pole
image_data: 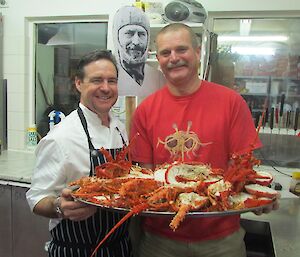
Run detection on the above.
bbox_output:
[0,13,6,150]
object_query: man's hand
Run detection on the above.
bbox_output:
[59,188,97,221]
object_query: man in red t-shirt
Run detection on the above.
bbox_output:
[130,23,278,257]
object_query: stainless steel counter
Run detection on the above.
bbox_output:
[242,198,300,257]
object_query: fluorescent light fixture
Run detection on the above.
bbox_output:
[218,35,288,42]
[231,46,275,56]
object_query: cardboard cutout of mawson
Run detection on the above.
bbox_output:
[113,6,165,99]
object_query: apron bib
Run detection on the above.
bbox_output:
[48,107,132,257]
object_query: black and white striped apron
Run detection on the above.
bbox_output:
[48,107,132,257]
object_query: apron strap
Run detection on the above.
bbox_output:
[77,107,97,176]
[77,107,95,150]
[115,126,127,146]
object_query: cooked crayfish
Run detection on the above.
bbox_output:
[70,113,278,257]
[95,135,140,179]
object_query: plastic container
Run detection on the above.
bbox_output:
[289,172,300,196]
[27,125,38,149]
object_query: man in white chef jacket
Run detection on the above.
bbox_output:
[26,50,132,257]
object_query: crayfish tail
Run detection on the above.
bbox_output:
[89,203,148,257]
[169,204,191,231]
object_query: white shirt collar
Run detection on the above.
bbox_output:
[78,102,118,129]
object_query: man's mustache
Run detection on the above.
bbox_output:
[127,45,145,52]
[167,60,187,69]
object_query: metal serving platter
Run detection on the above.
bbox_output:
[72,195,275,218]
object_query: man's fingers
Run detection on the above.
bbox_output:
[64,205,97,221]
[61,188,74,200]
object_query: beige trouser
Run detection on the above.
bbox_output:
[130,222,246,257]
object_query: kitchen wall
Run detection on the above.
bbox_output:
[1,0,300,150]
[1,0,133,150]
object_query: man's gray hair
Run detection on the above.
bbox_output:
[155,23,200,49]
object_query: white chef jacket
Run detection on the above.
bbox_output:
[26,103,128,230]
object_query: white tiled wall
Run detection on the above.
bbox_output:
[7,111,25,130]
[7,93,25,112]
[7,129,26,150]
[5,74,25,93]
[3,55,25,75]
[2,0,300,150]
[3,35,25,55]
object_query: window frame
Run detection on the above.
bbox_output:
[25,15,109,127]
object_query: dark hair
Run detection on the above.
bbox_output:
[76,49,118,80]
[155,23,200,49]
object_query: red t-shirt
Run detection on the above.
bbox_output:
[130,81,261,242]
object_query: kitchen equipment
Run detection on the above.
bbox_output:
[275,107,279,129]
[162,0,207,23]
[270,108,274,132]
[255,111,261,128]
[286,110,291,133]
[263,107,269,131]
[289,172,300,196]
[294,107,299,135]
[269,107,275,153]
[279,94,285,133]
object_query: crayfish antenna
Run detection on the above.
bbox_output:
[122,132,139,164]
[90,203,148,257]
